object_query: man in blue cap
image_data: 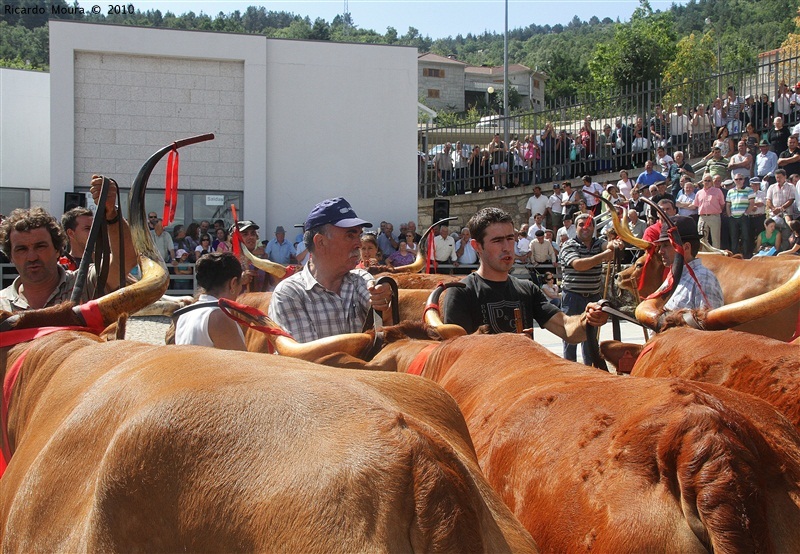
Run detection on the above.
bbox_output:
[269,197,394,342]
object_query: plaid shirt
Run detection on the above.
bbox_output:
[268,263,372,343]
[662,258,724,311]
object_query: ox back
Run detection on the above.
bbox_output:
[0,332,537,553]
[631,327,800,431]
[365,333,800,553]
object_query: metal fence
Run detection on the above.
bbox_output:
[418,45,800,198]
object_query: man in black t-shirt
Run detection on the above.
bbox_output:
[442,207,609,341]
[768,116,791,156]
[778,135,800,177]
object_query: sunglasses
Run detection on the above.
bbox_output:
[148,215,159,219]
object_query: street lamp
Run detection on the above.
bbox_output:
[487,85,494,112]
[705,18,722,98]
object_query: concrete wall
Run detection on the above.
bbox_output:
[0,68,50,212]
[49,21,418,231]
[419,62,465,112]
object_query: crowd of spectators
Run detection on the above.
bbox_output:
[427,83,800,197]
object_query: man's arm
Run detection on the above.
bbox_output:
[568,247,614,272]
[89,175,137,291]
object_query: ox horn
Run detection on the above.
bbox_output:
[218,299,374,361]
[239,242,293,278]
[584,189,651,249]
[88,135,214,326]
[699,238,730,256]
[700,264,800,330]
[392,216,458,273]
[424,283,468,339]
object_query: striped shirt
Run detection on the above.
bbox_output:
[559,237,606,295]
[269,264,372,343]
[726,186,754,218]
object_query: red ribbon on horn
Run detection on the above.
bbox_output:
[230,204,242,258]
[163,145,179,226]
[426,230,437,273]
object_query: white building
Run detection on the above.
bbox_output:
[1,20,419,234]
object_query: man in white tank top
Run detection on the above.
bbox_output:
[175,251,246,350]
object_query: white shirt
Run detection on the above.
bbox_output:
[556,224,577,245]
[455,239,478,264]
[175,294,246,347]
[547,192,562,216]
[433,234,457,262]
[526,194,549,225]
[582,182,604,207]
[527,222,547,241]
[617,179,634,200]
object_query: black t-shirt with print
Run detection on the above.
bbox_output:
[442,273,560,334]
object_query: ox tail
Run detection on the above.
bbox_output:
[394,412,529,554]
[658,385,800,553]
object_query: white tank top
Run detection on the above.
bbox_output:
[175,294,245,347]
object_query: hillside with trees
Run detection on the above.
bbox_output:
[1,0,796,107]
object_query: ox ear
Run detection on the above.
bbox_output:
[600,340,642,374]
[315,352,376,370]
[100,314,128,341]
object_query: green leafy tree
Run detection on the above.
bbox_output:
[588,0,677,95]
[662,31,716,108]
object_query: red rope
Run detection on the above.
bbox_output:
[218,298,294,354]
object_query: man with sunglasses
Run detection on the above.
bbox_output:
[726,174,756,257]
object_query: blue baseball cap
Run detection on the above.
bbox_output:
[304,197,372,231]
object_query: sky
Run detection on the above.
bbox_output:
[77,0,683,40]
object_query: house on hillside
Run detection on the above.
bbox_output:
[418,52,547,113]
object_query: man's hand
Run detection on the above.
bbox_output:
[584,302,608,327]
[368,280,393,312]
[90,174,119,219]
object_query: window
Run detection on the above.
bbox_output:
[427,89,440,99]
[423,68,445,78]
[0,188,30,215]
[533,79,540,89]
[74,188,243,232]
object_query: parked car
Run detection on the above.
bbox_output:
[475,115,520,131]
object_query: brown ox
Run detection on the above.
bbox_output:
[297,330,800,553]
[616,327,800,431]
[613,218,800,340]
[1,290,535,552]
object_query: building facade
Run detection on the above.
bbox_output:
[1,21,419,234]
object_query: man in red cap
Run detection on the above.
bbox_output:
[269,197,393,342]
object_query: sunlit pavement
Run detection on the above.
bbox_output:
[535,320,649,366]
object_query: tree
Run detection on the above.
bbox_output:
[588,0,677,95]
[662,31,716,108]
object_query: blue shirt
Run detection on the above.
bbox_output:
[636,170,666,187]
[265,238,295,265]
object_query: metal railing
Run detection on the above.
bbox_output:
[419,46,800,198]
